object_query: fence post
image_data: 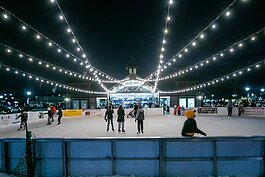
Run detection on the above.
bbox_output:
[3,142,9,174]
[213,140,218,177]
[63,140,68,176]
[111,140,116,175]
[159,139,165,177]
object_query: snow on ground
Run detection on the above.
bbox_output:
[0,114,265,138]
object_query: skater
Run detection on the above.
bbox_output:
[104,105,115,131]
[227,99,233,117]
[135,106,145,134]
[181,110,206,137]
[57,108,63,125]
[46,107,53,125]
[51,105,57,122]
[177,105,181,115]
[117,105,125,132]
[16,110,28,131]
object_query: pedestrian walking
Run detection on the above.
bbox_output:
[135,106,145,134]
[57,108,63,125]
[181,110,206,137]
[117,105,125,132]
[104,105,115,131]
[16,110,28,131]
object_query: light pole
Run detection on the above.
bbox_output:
[26,91,32,105]
[245,87,250,97]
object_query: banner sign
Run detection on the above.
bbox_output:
[242,107,265,116]
[198,107,218,114]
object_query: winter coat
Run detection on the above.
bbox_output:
[135,108,145,121]
[181,118,206,136]
[16,113,28,121]
[57,109,63,118]
[105,109,114,119]
[117,108,125,122]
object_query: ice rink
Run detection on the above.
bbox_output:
[1,114,265,138]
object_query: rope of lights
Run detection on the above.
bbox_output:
[0,42,119,84]
[153,0,174,92]
[0,62,108,94]
[158,27,265,81]
[146,0,240,80]
[160,57,265,94]
[0,6,118,83]
[48,0,118,84]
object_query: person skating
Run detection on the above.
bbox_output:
[57,108,63,125]
[104,105,115,131]
[46,107,53,125]
[117,105,125,132]
[181,110,206,137]
[16,110,28,131]
[135,106,145,134]
[227,99,233,117]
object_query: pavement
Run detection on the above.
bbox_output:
[0,114,265,138]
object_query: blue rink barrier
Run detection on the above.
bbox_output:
[0,137,264,177]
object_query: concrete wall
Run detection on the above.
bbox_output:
[0,137,264,176]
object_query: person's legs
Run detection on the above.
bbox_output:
[111,119,114,131]
[122,122,125,132]
[140,120,144,133]
[107,119,110,131]
[137,121,140,134]
[118,122,121,132]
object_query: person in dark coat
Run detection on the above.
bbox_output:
[181,110,206,137]
[135,106,145,134]
[177,105,181,115]
[46,107,53,125]
[105,105,115,131]
[16,110,28,131]
[117,105,125,132]
[57,108,63,125]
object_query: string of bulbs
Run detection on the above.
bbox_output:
[146,0,240,81]
[0,62,108,94]
[158,27,265,81]
[0,6,118,84]
[160,57,265,94]
[152,0,174,92]
[0,43,118,83]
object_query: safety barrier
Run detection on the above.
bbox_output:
[0,136,264,177]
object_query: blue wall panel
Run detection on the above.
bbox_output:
[68,160,112,176]
[116,160,159,176]
[35,159,64,177]
[217,141,262,157]
[68,141,111,158]
[8,141,25,158]
[166,141,213,157]
[218,160,263,176]
[35,141,63,158]
[165,161,213,176]
[115,141,159,158]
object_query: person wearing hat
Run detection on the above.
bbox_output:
[181,110,207,137]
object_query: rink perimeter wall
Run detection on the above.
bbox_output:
[0,136,264,177]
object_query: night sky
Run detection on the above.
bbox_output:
[0,0,265,98]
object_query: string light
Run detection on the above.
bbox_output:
[48,1,116,89]
[146,0,239,80]
[159,58,265,94]
[0,62,107,94]
[0,43,117,83]
[0,6,118,83]
[152,0,174,92]
[158,27,265,81]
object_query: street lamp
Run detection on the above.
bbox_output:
[245,87,250,97]
[261,88,265,92]
[26,91,32,105]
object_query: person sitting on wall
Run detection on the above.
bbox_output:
[181,110,207,137]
